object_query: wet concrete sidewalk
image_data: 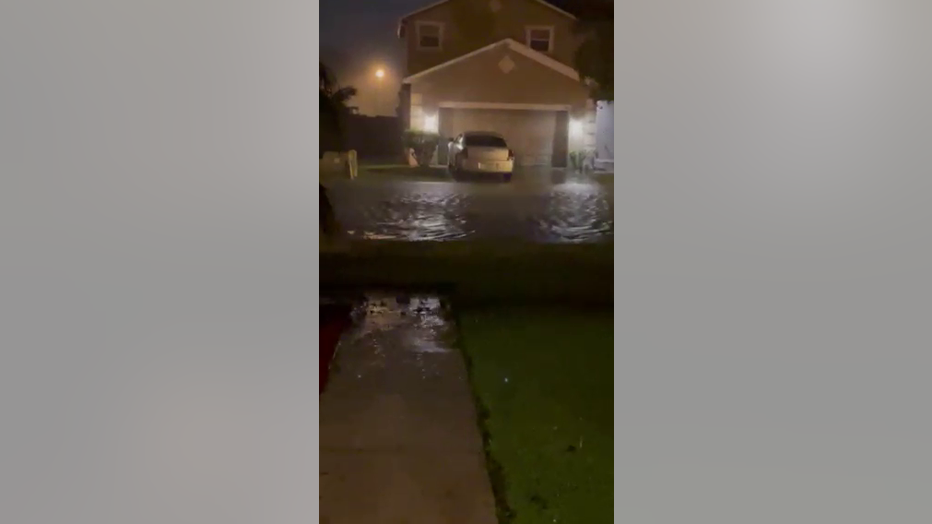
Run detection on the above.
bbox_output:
[319,296,497,524]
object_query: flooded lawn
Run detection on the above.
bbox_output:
[325,171,614,243]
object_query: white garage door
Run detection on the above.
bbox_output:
[439,108,566,167]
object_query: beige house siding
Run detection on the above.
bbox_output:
[409,44,589,120]
[402,0,579,76]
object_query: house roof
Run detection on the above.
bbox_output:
[399,0,577,23]
[402,38,580,84]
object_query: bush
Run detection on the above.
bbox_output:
[569,149,596,172]
[403,130,441,167]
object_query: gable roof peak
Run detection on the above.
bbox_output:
[402,38,580,83]
[399,0,578,24]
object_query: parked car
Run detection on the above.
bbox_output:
[447,132,515,182]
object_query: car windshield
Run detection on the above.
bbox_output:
[465,135,507,148]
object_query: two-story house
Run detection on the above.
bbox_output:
[397,0,598,168]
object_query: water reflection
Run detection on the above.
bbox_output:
[343,296,452,380]
[537,182,615,243]
[327,176,613,243]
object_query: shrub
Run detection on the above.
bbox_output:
[403,130,441,167]
[569,149,597,172]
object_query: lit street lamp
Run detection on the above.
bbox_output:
[375,68,386,115]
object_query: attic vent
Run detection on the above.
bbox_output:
[498,55,515,74]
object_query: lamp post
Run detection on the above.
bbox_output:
[375,68,385,115]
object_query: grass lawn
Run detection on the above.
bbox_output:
[320,164,451,186]
[358,165,451,182]
[593,172,614,187]
[457,307,614,523]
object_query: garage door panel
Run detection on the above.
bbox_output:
[439,108,565,167]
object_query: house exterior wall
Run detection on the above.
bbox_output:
[595,101,614,159]
[580,100,597,154]
[401,0,580,77]
[438,107,563,166]
[408,43,589,129]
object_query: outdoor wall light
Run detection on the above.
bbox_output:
[423,114,439,133]
[569,119,584,137]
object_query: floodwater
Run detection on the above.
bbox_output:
[338,296,458,381]
[326,169,614,243]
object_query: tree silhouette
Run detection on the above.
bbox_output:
[574,0,613,101]
[320,62,357,155]
[319,62,341,237]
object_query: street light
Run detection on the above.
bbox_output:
[374,68,386,115]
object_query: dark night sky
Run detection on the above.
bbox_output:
[321,0,427,115]
[320,0,583,115]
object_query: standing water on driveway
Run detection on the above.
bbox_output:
[325,169,614,243]
[319,295,497,523]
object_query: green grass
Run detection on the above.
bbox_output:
[358,165,451,182]
[457,308,614,523]
[593,172,614,187]
[320,165,451,186]
[359,164,409,170]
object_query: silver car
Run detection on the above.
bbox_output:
[447,132,515,182]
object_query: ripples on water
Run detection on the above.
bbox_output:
[328,179,613,243]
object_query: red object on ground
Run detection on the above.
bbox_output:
[320,305,352,393]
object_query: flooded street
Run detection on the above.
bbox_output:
[326,169,614,243]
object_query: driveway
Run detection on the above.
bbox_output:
[325,168,614,243]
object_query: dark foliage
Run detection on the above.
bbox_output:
[573,0,613,101]
[403,130,442,167]
[320,62,358,156]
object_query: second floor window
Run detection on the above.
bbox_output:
[417,22,443,50]
[526,27,554,53]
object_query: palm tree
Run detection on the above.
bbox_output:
[319,62,358,155]
[320,62,333,91]
[320,63,357,112]
[319,62,348,240]
[573,0,613,101]
[320,62,344,156]
[329,86,358,112]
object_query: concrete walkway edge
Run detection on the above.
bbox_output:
[319,295,497,524]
